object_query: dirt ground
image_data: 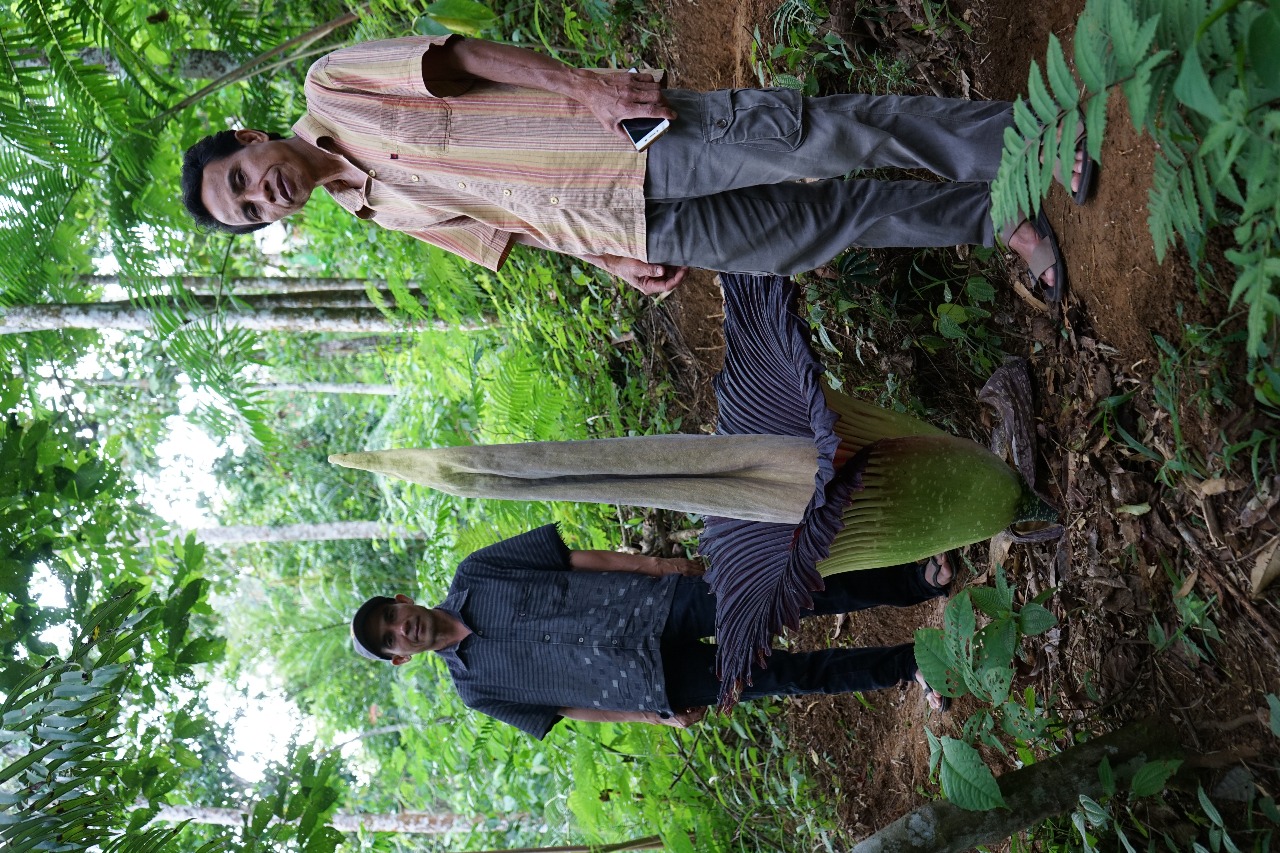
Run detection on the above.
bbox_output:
[645,0,1280,846]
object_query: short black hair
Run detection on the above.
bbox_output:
[180,130,283,234]
[351,595,396,662]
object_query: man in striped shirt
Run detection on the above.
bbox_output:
[349,525,953,738]
[182,35,1082,298]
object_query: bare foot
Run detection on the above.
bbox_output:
[1006,219,1058,294]
[914,669,949,712]
[923,551,954,592]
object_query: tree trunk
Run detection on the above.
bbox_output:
[253,382,398,396]
[0,301,491,334]
[17,48,238,79]
[460,837,664,853]
[185,521,425,546]
[849,718,1179,853]
[149,12,362,125]
[67,378,399,396]
[316,336,402,357]
[146,803,522,834]
[81,275,400,295]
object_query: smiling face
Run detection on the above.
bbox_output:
[198,130,318,228]
[364,594,448,665]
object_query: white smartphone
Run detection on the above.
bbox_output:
[623,66,671,152]
[621,117,670,151]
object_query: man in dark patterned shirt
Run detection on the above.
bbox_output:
[350,525,952,738]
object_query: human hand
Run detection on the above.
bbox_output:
[600,255,687,295]
[657,707,707,728]
[649,557,705,578]
[576,69,676,140]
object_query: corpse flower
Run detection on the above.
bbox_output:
[331,274,1060,706]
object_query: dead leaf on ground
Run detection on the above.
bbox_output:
[1251,534,1280,598]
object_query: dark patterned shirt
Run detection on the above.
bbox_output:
[434,526,679,738]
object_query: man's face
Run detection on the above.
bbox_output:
[366,594,445,665]
[199,130,316,228]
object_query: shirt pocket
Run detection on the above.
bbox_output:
[703,88,804,151]
[388,97,451,153]
[514,575,569,620]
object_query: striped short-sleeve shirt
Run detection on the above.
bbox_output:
[293,37,650,271]
[433,525,679,738]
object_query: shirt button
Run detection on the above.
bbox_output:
[457,181,466,189]
[611,639,619,646]
[716,118,728,128]
[543,634,550,641]
[367,169,377,177]
[410,175,420,182]
[577,637,585,643]
[503,189,512,196]
[549,196,559,204]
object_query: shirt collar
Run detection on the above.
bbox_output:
[291,114,376,220]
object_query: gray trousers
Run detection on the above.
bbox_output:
[644,89,1014,274]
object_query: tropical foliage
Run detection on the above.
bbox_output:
[991,0,1280,404]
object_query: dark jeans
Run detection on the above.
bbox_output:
[661,563,943,709]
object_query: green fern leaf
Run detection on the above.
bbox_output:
[1083,88,1109,162]
[1148,154,1177,262]
[1133,14,1163,63]
[1172,48,1224,120]
[1045,35,1080,109]
[1190,154,1217,224]
[1073,8,1115,93]
[1159,0,1209,51]
[1105,0,1145,75]
[1035,134,1055,201]
[1123,48,1164,131]
[1178,158,1202,233]
[1056,107,1081,197]
[1012,97,1041,143]
[1027,61,1060,125]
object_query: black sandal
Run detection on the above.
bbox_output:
[921,550,958,596]
[1053,120,1097,205]
[999,209,1067,305]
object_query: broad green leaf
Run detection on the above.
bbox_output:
[304,827,345,853]
[975,621,1017,674]
[1248,7,1280,88]
[1173,49,1224,121]
[943,591,976,665]
[978,660,1014,706]
[1130,758,1183,797]
[969,586,1007,618]
[966,276,996,303]
[926,728,943,774]
[1046,35,1080,109]
[1197,784,1224,827]
[1019,602,1058,635]
[413,15,454,35]
[1267,693,1280,737]
[1116,824,1139,853]
[1079,794,1111,828]
[995,566,1015,611]
[250,798,274,833]
[1098,755,1116,796]
[914,627,965,698]
[939,737,1006,810]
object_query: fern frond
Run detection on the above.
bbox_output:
[1073,5,1114,93]
[1045,35,1079,110]
[1082,87,1109,163]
